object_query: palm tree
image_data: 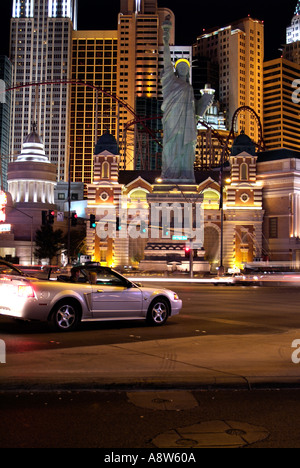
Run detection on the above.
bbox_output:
[35,225,64,265]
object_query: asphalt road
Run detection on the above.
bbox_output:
[1,283,300,449]
[0,283,300,353]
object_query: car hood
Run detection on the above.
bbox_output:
[137,285,176,297]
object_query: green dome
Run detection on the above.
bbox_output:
[231,131,256,156]
[94,131,119,155]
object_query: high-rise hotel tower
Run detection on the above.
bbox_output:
[193,17,264,142]
[118,0,175,170]
[70,0,189,183]
[10,0,78,180]
[284,1,300,64]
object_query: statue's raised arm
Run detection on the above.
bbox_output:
[162,16,173,73]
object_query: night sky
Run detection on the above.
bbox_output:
[0,0,298,60]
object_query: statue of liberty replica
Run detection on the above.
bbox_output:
[140,16,213,273]
[161,16,214,183]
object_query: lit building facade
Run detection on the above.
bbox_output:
[7,125,56,206]
[117,0,175,170]
[193,17,264,141]
[263,58,300,151]
[283,1,300,64]
[0,56,12,191]
[86,131,265,273]
[10,0,77,181]
[224,132,264,268]
[1,124,57,264]
[286,1,300,45]
[70,30,118,188]
[257,148,300,266]
[86,132,125,267]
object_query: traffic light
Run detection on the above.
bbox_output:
[48,210,55,225]
[90,214,96,229]
[185,246,191,259]
[42,211,47,225]
[163,224,169,237]
[116,216,121,231]
[71,212,78,226]
[140,220,147,234]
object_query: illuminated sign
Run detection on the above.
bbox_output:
[172,235,188,240]
[0,224,11,233]
[0,192,7,223]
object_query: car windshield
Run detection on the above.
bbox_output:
[0,262,25,276]
[83,268,128,286]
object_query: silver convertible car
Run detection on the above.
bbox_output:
[0,261,182,331]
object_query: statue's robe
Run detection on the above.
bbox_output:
[161,67,197,183]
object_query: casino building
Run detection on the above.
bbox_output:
[0,127,299,271]
[84,130,265,273]
[0,124,57,264]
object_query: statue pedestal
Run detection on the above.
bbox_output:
[139,183,210,274]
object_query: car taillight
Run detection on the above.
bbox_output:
[18,285,35,298]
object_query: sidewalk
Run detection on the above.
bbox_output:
[1,328,300,391]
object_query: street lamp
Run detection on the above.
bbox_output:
[218,147,229,276]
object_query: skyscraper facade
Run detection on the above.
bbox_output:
[263,58,300,151]
[284,1,300,64]
[10,0,77,181]
[0,56,12,191]
[286,1,300,44]
[193,17,264,142]
[70,30,118,187]
[117,0,175,170]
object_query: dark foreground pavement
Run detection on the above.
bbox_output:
[1,388,300,448]
[1,329,300,449]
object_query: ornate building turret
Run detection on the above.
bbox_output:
[86,131,127,266]
[224,131,264,268]
[7,124,56,205]
[0,124,58,264]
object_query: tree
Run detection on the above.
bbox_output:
[35,225,64,264]
[63,228,87,261]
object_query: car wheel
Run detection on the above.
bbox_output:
[147,298,169,326]
[51,301,80,332]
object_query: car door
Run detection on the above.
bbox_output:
[90,269,143,319]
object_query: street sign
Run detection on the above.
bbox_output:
[57,212,64,222]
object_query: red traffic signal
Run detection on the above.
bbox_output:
[71,212,78,226]
[185,246,191,258]
[48,210,55,224]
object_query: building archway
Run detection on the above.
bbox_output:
[204,225,220,270]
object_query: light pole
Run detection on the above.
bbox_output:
[67,146,72,265]
[218,148,226,276]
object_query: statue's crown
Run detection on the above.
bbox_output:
[175,58,190,69]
